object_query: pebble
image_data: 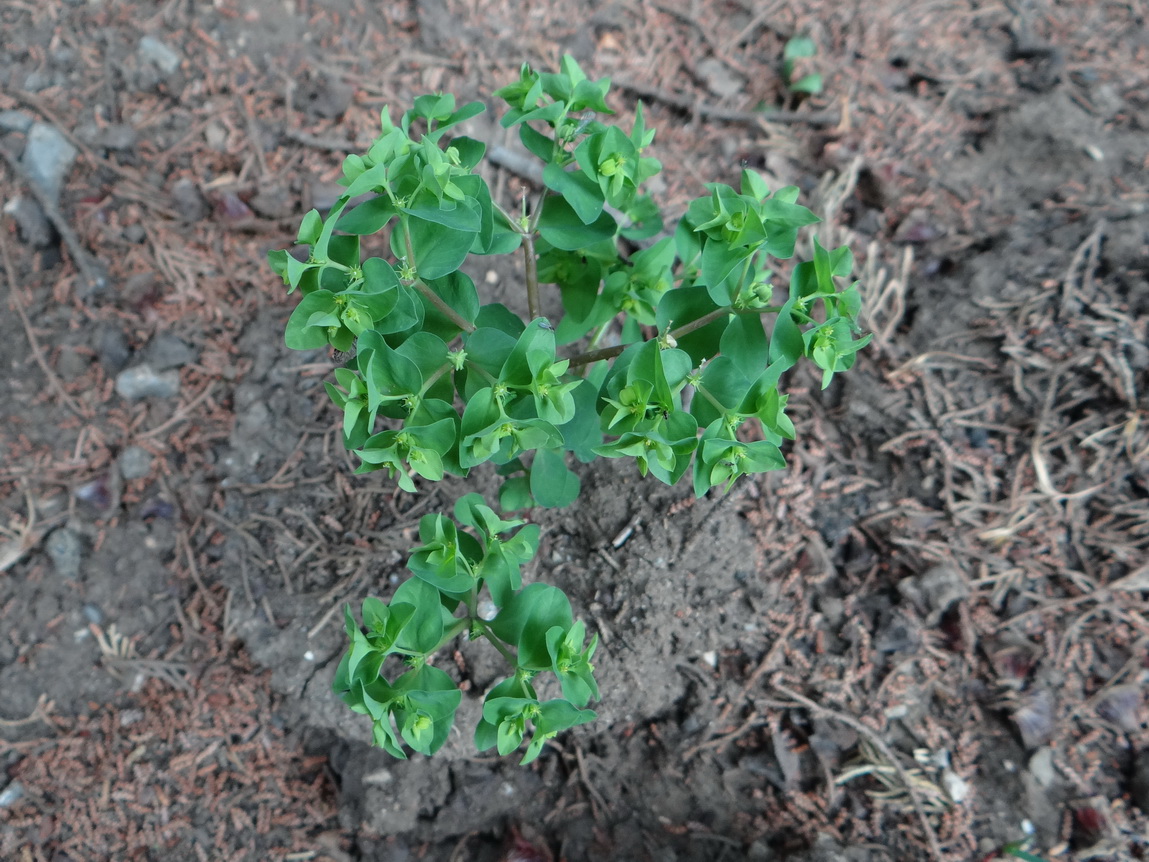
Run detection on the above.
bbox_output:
[898,564,970,624]
[2,196,55,247]
[0,110,33,134]
[117,445,154,480]
[56,346,90,381]
[21,123,77,206]
[697,57,746,98]
[115,364,181,400]
[97,324,131,373]
[145,332,197,371]
[76,122,136,151]
[1029,747,1056,788]
[46,528,83,580]
[137,36,182,75]
[170,178,210,222]
[0,782,25,808]
[81,603,105,625]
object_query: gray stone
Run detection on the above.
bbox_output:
[2,196,55,247]
[115,364,181,400]
[697,57,746,99]
[117,445,154,480]
[21,123,78,205]
[56,347,90,381]
[170,178,209,222]
[81,603,105,625]
[1028,746,1056,788]
[0,782,25,808]
[138,36,181,75]
[97,324,131,373]
[898,564,970,624]
[46,528,82,580]
[0,110,33,134]
[77,122,137,151]
[23,70,52,92]
[145,332,197,371]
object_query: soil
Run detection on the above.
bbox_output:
[2,1,1148,861]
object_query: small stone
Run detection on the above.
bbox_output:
[23,70,52,92]
[96,324,131,373]
[118,445,154,480]
[170,178,209,222]
[145,332,197,371]
[747,840,773,861]
[76,122,136,151]
[46,528,83,580]
[898,564,970,624]
[2,196,55,247]
[0,110,33,134]
[123,223,146,244]
[697,57,746,98]
[21,123,77,206]
[115,364,181,400]
[137,36,181,75]
[81,603,105,625]
[56,347,90,381]
[250,184,294,219]
[0,782,25,808]
[1028,747,1056,788]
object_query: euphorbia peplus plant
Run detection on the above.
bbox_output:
[270,56,868,763]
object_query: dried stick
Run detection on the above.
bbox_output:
[611,75,841,127]
[0,227,90,418]
[771,683,945,862]
[0,146,106,293]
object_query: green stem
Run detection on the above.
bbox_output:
[464,359,499,386]
[523,230,540,321]
[693,381,728,416]
[419,360,454,397]
[565,304,784,369]
[474,618,519,668]
[402,222,476,333]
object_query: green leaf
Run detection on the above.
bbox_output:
[530,448,580,508]
[655,286,725,365]
[337,197,397,235]
[721,313,768,379]
[392,576,447,654]
[560,379,605,463]
[489,582,574,669]
[418,270,480,340]
[407,214,475,280]
[784,36,816,59]
[768,299,805,368]
[789,73,823,94]
[537,195,617,251]
[297,209,323,245]
[285,290,338,350]
[543,163,605,225]
[401,190,482,232]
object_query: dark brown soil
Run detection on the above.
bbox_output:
[2,2,1147,861]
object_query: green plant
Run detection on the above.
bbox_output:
[270,55,867,762]
[783,36,824,95]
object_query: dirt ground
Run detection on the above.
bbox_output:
[2,1,1148,860]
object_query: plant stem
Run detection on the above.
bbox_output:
[403,223,476,333]
[523,229,540,321]
[474,618,519,667]
[419,360,454,396]
[694,381,729,416]
[565,304,785,368]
